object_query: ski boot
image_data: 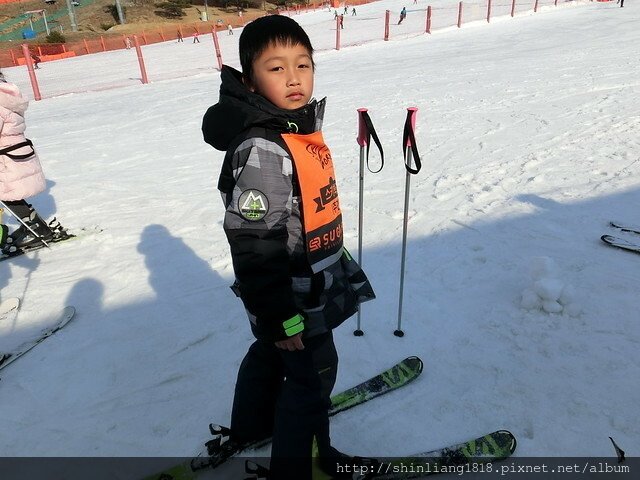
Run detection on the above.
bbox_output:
[0,224,17,254]
[8,206,55,250]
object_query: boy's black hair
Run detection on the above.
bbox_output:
[239,15,314,84]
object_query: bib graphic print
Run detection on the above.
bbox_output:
[282,131,343,273]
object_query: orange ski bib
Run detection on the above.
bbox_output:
[282,131,343,273]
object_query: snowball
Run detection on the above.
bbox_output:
[542,300,563,314]
[521,288,542,310]
[530,256,558,280]
[533,278,565,301]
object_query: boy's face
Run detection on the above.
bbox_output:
[248,42,314,111]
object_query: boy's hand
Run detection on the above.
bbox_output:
[275,333,304,351]
[275,313,305,350]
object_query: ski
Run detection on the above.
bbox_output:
[0,297,20,319]
[357,429,517,479]
[245,430,517,479]
[0,226,102,262]
[143,356,424,480]
[609,221,640,235]
[601,235,640,255]
[0,306,75,371]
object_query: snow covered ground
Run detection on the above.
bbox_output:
[1,0,639,474]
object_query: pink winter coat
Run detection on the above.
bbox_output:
[0,81,46,201]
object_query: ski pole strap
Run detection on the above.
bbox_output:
[357,110,384,174]
[402,109,421,175]
[0,139,35,160]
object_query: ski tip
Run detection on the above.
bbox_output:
[61,305,76,319]
[0,297,20,314]
[405,356,424,373]
[495,430,517,454]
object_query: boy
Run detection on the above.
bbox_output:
[202,14,375,479]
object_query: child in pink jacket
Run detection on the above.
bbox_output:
[0,69,55,252]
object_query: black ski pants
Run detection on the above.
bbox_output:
[230,331,338,479]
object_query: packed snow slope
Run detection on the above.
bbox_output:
[0,0,638,465]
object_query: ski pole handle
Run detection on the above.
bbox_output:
[357,108,369,147]
[356,109,384,173]
[402,107,422,175]
[404,107,418,147]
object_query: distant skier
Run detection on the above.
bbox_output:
[398,7,407,25]
[352,7,356,15]
[193,32,200,43]
[30,53,41,69]
[177,30,184,42]
[124,37,132,50]
[228,24,234,35]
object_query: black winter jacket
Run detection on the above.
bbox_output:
[202,66,374,342]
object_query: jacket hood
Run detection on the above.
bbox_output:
[202,65,325,151]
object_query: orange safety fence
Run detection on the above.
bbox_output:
[0,0,27,4]
[15,51,76,65]
[0,3,358,68]
[3,0,582,100]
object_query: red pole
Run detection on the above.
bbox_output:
[511,0,516,17]
[457,2,463,28]
[100,36,106,52]
[133,35,149,85]
[142,30,148,45]
[211,27,223,70]
[21,44,41,101]
[487,0,492,23]
[10,49,17,66]
[426,5,432,34]
[62,44,67,53]
[83,39,90,54]
[384,10,390,41]
[160,29,165,42]
[335,15,341,50]
[534,0,539,12]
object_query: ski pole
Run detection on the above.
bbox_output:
[0,200,50,248]
[354,108,384,336]
[395,107,422,337]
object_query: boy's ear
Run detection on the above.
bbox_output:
[242,75,255,92]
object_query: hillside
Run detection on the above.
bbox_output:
[0,0,276,43]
